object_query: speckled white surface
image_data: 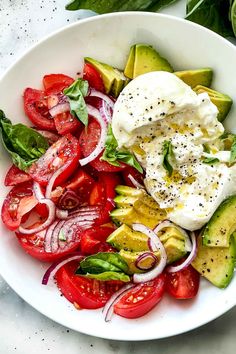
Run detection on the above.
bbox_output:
[0,1,236,353]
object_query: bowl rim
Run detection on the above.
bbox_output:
[0,11,236,341]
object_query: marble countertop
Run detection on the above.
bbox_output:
[0,1,235,353]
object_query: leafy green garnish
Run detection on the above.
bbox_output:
[0,110,49,171]
[230,135,236,164]
[77,252,129,275]
[101,125,143,173]
[162,140,175,176]
[84,271,130,282]
[202,157,220,164]
[66,0,179,13]
[63,79,89,126]
[186,0,234,38]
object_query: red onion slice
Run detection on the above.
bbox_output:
[135,252,158,271]
[42,253,84,285]
[33,181,45,201]
[154,220,192,252]
[132,223,167,284]
[127,174,144,189]
[19,198,56,235]
[51,220,66,252]
[49,103,70,117]
[45,162,70,199]
[56,208,69,219]
[79,105,107,166]
[58,190,81,210]
[44,220,59,253]
[167,232,197,273]
[89,89,114,108]
[103,283,135,322]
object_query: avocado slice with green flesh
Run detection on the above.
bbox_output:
[194,85,233,122]
[107,224,187,268]
[84,57,127,97]
[124,44,135,79]
[159,226,187,243]
[174,68,213,88]
[114,195,138,208]
[119,249,159,274]
[202,195,236,248]
[115,185,143,197]
[110,207,160,229]
[107,224,148,252]
[124,43,173,79]
[192,234,236,288]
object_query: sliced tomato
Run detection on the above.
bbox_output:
[89,172,121,224]
[43,74,74,95]
[16,222,82,262]
[24,88,56,131]
[28,134,81,187]
[4,165,32,186]
[55,260,123,309]
[83,63,105,92]
[54,111,82,135]
[1,181,38,231]
[166,263,200,299]
[114,274,166,319]
[80,226,115,255]
[35,203,49,218]
[122,166,144,187]
[79,119,126,172]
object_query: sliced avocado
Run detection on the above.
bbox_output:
[164,237,186,264]
[124,44,135,79]
[133,199,166,220]
[110,207,159,229]
[124,43,173,79]
[107,224,187,265]
[194,85,233,122]
[115,185,143,198]
[107,224,148,252]
[174,68,213,88]
[192,234,236,288]
[114,195,137,208]
[119,249,159,274]
[159,226,186,243]
[84,57,128,97]
[202,195,236,248]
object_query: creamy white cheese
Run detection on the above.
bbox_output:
[112,71,236,231]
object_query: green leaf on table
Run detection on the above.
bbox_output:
[101,125,143,173]
[63,78,89,126]
[66,0,179,13]
[185,0,234,38]
[84,271,130,282]
[0,110,49,171]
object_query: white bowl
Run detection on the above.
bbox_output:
[0,12,236,341]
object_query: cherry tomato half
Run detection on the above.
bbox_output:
[4,165,32,186]
[114,274,166,319]
[83,63,105,92]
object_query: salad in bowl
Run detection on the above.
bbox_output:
[1,41,235,322]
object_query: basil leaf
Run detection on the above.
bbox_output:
[77,252,129,275]
[162,140,174,176]
[66,0,179,13]
[185,0,233,38]
[0,110,48,171]
[63,79,89,126]
[230,136,236,164]
[84,271,130,282]
[101,125,143,173]
[202,157,220,164]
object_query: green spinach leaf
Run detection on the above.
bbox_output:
[76,252,129,275]
[101,125,143,173]
[0,110,48,171]
[63,79,89,126]
[66,0,179,13]
[84,271,130,282]
[186,0,234,38]
[162,140,175,176]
